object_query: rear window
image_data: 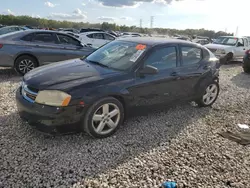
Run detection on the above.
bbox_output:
[21,34,34,41]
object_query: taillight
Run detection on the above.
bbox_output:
[0,44,3,49]
[245,50,250,54]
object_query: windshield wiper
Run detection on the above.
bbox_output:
[87,60,110,68]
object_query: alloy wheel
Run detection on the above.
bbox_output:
[19,59,35,74]
[202,84,218,105]
[92,103,120,135]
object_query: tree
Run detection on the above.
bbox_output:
[0,14,233,38]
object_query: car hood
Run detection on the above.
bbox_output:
[24,58,121,91]
[204,43,232,50]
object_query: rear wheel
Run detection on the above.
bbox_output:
[195,81,220,107]
[225,52,233,64]
[15,55,38,75]
[82,97,124,138]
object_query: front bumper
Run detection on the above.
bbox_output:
[16,87,86,128]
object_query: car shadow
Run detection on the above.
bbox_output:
[231,71,250,89]
[0,103,211,187]
[0,68,21,84]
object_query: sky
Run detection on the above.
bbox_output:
[1,0,250,36]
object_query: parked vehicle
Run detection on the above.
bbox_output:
[175,36,191,41]
[0,26,25,35]
[16,38,220,138]
[204,36,250,63]
[243,50,250,73]
[60,28,79,34]
[193,39,210,45]
[0,30,95,75]
[122,32,142,37]
[80,28,104,33]
[63,31,80,39]
[79,31,116,48]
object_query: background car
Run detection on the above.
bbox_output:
[204,36,250,63]
[80,28,104,33]
[192,39,210,45]
[16,38,220,138]
[0,26,25,35]
[0,30,95,75]
[79,31,116,48]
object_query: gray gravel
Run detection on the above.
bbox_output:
[0,64,250,188]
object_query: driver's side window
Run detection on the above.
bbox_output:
[144,46,177,70]
[238,38,244,46]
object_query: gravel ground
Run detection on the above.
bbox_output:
[0,64,250,188]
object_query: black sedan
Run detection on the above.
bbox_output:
[243,50,250,73]
[16,38,220,138]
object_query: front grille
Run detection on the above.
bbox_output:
[21,83,38,103]
[208,48,217,53]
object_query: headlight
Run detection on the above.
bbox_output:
[35,90,71,107]
[216,49,226,54]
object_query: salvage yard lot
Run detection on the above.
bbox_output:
[0,64,250,188]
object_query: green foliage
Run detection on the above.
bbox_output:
[0,14,233,38]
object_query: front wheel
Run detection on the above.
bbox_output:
[82,97,124,138]
[195,81,220,107]
[243,65,250,73]
[14,55,38,75]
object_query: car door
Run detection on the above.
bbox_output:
[128,45,181,107]
[30,32,68,64]
[56,33,94,59]
[91,33,106,48]
[175,45,206,98]
[234,38,246,58]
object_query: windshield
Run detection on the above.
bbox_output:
[213,37,238,46]
[85,40,148,71]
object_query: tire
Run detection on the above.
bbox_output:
[82,97,125,138]
[14,55,38,75]
[225,52,233,64]
[243,65,250,73]
[195,81,220,107]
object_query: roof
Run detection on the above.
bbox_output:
[117,37,195,46]
[0,29,79,39]
[79,31,106,35]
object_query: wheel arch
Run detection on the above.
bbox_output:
[14,53,39,66]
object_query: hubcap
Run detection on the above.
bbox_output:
[202,84,218,105]
[19,59,35,74]
[92,103,120,135]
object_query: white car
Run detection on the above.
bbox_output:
[79,31,116,48]
[204,36,250,62]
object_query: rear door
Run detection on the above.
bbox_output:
[30,32,67,64]
[56,33,93,59]
[175,45,205,98]
[103,33,115,44]
[91,33,107,48]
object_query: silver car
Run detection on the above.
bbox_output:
[0,30,95,75]
[0,26,25,35]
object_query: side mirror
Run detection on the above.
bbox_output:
[140,65,158,75]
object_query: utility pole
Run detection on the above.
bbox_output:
[235,26,239,36]
[150,16,154,28]
[140,19,142,28]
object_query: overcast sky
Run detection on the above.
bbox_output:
[1,0,249,35]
